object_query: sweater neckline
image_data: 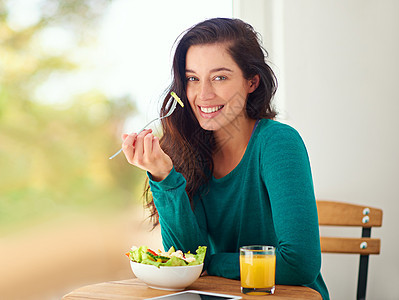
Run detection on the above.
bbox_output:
[211,119,264,183]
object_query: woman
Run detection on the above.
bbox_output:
[122,18,329,299]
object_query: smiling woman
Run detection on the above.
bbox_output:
[119,18,329,299]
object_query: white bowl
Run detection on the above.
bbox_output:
[130,261,203,291]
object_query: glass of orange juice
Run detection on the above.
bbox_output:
[240,245,276,295]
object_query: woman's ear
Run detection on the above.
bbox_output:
[248,75,260,93]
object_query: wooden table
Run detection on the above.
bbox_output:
[63,276,322,300]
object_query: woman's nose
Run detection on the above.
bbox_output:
[199,80,215,101]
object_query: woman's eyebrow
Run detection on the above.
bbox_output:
[210,67,233,73]
[185,67,233,73]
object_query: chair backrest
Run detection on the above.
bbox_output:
[316,200,383,300]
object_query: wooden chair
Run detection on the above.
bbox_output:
[316,200,383,300]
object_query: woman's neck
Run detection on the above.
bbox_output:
[212,118,257,178]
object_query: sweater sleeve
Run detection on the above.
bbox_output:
[261,125,321,285]
[148,167,211,267]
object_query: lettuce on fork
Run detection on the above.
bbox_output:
[126,245,207,268]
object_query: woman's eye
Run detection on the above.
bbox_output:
[214,76,227,81]
[186,76,198,82]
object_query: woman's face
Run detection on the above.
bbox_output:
[185,43,257,132]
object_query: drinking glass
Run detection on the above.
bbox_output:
[240,245,276,295]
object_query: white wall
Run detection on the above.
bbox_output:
[234,1,399,299]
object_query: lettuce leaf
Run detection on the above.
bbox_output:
[161,256,187,266]
[188,246,207,265]
[128,246,147,263]
[141,258,163,267]
[167,246,175,255]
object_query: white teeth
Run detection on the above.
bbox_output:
[200,105,223,113]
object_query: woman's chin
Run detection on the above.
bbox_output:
[199,122,220,131]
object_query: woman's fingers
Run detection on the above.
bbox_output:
[143,132,154,158]
[133,129,152,164]
[122,133,137,163]
[151,136,161,157]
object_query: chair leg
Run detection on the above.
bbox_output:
[357,227,371,300]
[357,254,369,300]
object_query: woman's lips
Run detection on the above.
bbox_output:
[198,105,224,119]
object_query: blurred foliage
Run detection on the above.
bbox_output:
[0,0,146,234]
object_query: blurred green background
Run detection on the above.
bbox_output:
[0,0,146,235]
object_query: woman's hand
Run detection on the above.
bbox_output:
[122,129,173,182]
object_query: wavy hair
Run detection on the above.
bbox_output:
[144,18,277,227]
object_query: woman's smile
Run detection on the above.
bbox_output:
[198,105,225,118]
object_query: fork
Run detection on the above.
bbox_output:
[108,96,178,160]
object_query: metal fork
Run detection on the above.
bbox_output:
[108,97,178,160]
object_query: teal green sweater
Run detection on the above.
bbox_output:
[148,119,329,299]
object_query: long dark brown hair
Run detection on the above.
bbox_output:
[144,18,277,227]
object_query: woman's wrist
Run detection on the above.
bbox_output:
[150,166,173,182]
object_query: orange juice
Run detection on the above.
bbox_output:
[240,254,276,288]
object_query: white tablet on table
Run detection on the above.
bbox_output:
[146,290,242,299]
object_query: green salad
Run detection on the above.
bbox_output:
[126,245,206,268]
